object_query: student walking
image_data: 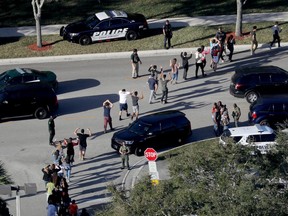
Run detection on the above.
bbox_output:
[119,142,130,170]
[170,58,180,84]
[250,26,258,55]
[159,71,172,104]
[232,103,241,127]
[131,91,144,121]
[163,20,173,49]
[48,115,57,145]
[131,49,142,78]
[226,35,235,62]
[180,51,192,80]
[74,128,91,161]
[215,27,226,63]
[195,48,206,78]
[270,21,282,48]
[103,99,114,133]
[147,72,158,104]
[118,89,131,120]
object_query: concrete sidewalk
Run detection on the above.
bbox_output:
[0,12,288,37]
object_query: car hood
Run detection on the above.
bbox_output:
[64,21,91,33]
[113,129,143,142]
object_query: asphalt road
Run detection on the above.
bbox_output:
[1,45,288,215]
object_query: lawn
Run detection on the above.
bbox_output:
[0,21,287,59]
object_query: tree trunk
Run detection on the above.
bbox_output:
[235,0,243,37]
[36,16,42,48]
[31,0,45,48]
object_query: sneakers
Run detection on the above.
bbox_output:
[119,116,122,121]
[126,113,130,117]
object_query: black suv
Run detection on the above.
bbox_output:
[229,66,288,103]
[248,96,288,127]
[111,110,192,156]
[0,83,58,121]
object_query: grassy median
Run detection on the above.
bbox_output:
[0,21,287,59]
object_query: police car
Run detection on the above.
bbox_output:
[219,124,276,154]
[60,10,149,45]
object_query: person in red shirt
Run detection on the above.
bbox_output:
[68,199,78,216]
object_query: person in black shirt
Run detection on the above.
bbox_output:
[180,51,192,80]
[163,20,173,49]
[215,27,226,63]
[48,115,57,145]
[74,128,91,161]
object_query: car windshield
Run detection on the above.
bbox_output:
[85,15,100,28]
[0,72,8,81]
[128,121,151,135]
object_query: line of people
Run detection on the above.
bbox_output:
[212,101,241,137]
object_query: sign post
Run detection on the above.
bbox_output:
[144,148,159,185]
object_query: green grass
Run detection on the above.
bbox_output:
[0,0,287,27]
[1,22,287,59]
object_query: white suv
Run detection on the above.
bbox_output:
[219,124,276,154]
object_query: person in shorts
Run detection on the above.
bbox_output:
[118,89,131,120]
[131,91,144,121]
[74,128,91,161]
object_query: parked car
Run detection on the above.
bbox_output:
[219,124,276,154]
[229,65,288,103]
[0,83,58,121]
[60,10,149,45]
[248,95,288,127]
[111,110,192,156]
[0,68,58,91]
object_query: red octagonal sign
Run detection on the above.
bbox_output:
[144,148,158,161]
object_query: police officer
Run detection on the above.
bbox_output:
[119,142,130,170]
[163,20,173,49]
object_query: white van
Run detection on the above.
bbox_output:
[219,124,276,154]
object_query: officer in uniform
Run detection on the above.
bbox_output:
[119,142,130,170]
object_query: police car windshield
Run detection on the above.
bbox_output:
[129,121,151,135]
[85,15,100,28]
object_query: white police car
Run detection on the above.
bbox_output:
[219,124,276,154]
[60,10,149,45]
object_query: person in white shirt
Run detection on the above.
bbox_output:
[118,89,131,120]
[195,47,206,78]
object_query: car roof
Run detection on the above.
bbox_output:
[235,65,288,75]
[226,124,274,136]
[95,10,128,21]
[4,68,26,78]
[138,110,187,124]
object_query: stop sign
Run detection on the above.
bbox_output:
[144,148,158,161]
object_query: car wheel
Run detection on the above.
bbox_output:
[260,120,270,126]
[126,30,137,41]
[246,91,258,103]
[135,147,143,156]
[34,107,48,119]
[79,35,91,45]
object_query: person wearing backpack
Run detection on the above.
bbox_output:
[270,21,282,49]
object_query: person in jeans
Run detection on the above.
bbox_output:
[170,58,180,84]
[147,73,158,104]
[159,71,172,104]
[103,99,114,133]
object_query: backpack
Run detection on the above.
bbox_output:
[211,45,219,56]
